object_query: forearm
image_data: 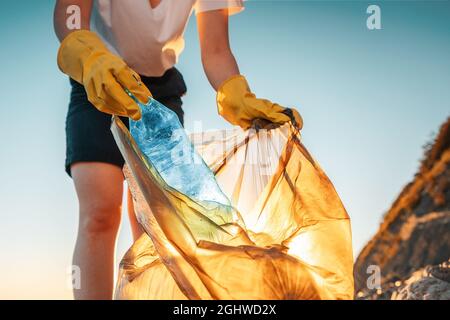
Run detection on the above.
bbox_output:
[202,48,240,91]
[54,0,93,42]
[197,9,240,91]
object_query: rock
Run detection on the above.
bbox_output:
[392,260,450,300]
[354,117,450,300]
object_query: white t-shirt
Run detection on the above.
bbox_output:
[91,0,244,76]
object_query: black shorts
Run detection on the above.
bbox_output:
[65,67,187,177]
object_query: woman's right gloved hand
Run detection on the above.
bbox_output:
[57,30,151,120]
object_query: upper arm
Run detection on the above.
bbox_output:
[54,0,93,41]
[196,9,230,58]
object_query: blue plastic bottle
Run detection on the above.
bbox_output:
[129,96,231,209]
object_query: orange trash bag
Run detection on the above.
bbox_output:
[111,118,354,300]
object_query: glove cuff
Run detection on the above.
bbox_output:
[216,74,251,109]
[217,74,249,96]
[57,30,108,84]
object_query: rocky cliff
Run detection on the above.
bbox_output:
[354,117,450,300]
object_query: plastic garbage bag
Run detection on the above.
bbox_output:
[110,100,354,300]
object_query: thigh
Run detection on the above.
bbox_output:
[71,162,124,215]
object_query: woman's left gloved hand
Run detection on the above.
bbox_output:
[216,75,303,130]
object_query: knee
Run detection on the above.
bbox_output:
[79,201,122,235]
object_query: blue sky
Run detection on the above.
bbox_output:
[0,1,449,299]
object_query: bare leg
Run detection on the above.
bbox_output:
[127,189,144,242]
[71,162,124,300]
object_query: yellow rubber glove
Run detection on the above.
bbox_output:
[216,75,303,130]
[57,30,151,120]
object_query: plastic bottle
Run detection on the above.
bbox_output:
[129,96,231,209]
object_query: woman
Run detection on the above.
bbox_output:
[54,0,301,300]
